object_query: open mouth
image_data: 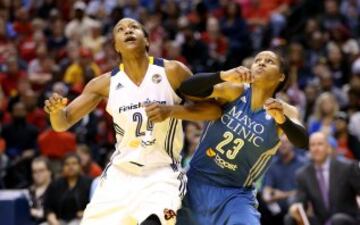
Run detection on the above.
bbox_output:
[124,36,136,43]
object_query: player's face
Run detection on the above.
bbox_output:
[309,133,330,163]
[250,51,284,87]
[113,18,149,54]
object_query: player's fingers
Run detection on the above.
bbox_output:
[265,103,283,111]
[49,96,58,106]
[61,98,68,106]
[264,98,277,106]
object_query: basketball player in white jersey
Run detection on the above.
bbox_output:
[44,18,221,225]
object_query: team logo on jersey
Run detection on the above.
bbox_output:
[206,148,216,157]
[163,208,176,221]
[240,96,247,103]
[116,82,124,90]
[152,74,162,84]
[265,113,272,120]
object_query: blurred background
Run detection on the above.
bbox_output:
[0,0,359,225]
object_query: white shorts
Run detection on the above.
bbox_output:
[81,164,186,225]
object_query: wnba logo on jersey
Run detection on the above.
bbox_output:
[152,74,162,84]
[206,148,216,157]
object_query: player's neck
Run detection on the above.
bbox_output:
[250,84,276,111]
[122,53,149,85]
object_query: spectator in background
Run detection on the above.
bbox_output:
[325,43,350,88]
[316,64,348,108]
[76,144,102,178]
[181,121,203,170]
[29,157,52,224]
[334,111,360,160]
[220,1,251,68]
[261,135,307,225]
[44,153,92,225]
[201,16,228,71]
[0,137,8,188]
[0,56,27,97]
[285,132,360,225]
[47,18,68,59]
[179,18,209,72]
[2,101,38,188]
[37,121,77,175]
[21,89,47,132]
[63,47,101,92]
[308,92,339,136]
[288,42,313,90]
[27,43,55,92]
[81,21,106,57]
[320,0,348,31]
[65,1,97,42]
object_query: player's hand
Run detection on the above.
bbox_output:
[220,66,254,83]
[264,98,286,124]
[44,93,68,114]
[145,103,172,123]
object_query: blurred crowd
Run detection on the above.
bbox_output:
[0,0,360,224]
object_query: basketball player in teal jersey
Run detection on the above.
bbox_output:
[176,51,309,225]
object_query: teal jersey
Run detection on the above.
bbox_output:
[189,86,281,187]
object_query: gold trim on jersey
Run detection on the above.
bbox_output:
[243,141,281,187]
[119,56,154,72]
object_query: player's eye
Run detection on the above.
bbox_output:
[117,27,124,32]
[266,59,274,64]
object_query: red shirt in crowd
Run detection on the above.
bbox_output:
[38,129,77,159]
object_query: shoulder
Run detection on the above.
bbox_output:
[84,72,111,97]
[164,59,192,90]
[164,60,192,77]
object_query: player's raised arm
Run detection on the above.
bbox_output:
[178,66,253,103]
[44,73,110,131]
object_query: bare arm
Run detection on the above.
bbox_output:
[44,73,110,131]
[47,212,60,225]
[144,60,222,122]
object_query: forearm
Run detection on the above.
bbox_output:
[179,72,223,97]
[278,116,309,149]
[169,102,222,121]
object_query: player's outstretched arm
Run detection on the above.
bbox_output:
[44,73,110,131]
[178,66,253,103]
[145,100,222,122]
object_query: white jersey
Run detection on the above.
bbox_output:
[106,57,184,175]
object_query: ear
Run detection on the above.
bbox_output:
[279,73,285,82]
[145,38,150,50]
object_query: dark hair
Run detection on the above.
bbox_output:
[32,156,51,171]
[62,152,81,166]
[141,25,150,52]
[77,144,91,156]
[274,54,289,94]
